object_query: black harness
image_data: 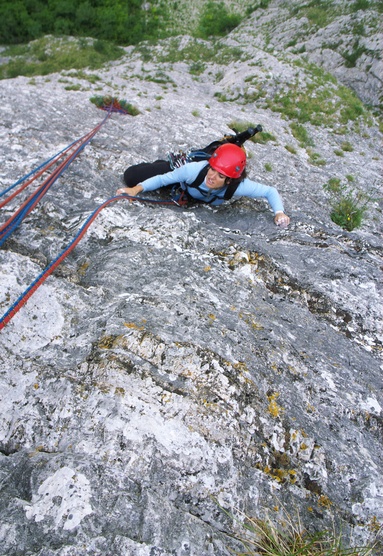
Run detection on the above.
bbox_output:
[186,165,241,204]
[169,125,263,205]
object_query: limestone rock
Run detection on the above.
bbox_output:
[0,14,382,556]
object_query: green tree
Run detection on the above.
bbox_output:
[196,1,242,39]
[0,1,32,43]
[0,0,167,45]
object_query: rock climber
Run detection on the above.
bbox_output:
[116,143,290,227]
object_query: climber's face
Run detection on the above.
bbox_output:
[206,166,227,189]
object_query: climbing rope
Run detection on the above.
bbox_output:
[2,97,253,330]
[0,114,110,246]
[0,96,148,330]
[0,94,141,246]
[0,192,184,330]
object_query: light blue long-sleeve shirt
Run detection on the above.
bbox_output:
[140,160,285,213]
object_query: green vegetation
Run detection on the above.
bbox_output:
[287,0,381,27]
[228,121,276,144]
[0,0,254,48]
[351,0,374,11]
[189,61,206,76]
[330,195,367,231]
[246,0,272,13]
[196,1,242,39]
[228,508,379,556]
[285,144,297,154]
[141,37,245,67]
[290,123,314,147]
[217,498,381,556]
[144,70,173,84]
[289,1,339,28]
[342,40,372,68]
[308,150,326,166]
[264,162,273,171]
[1,0,380,51]
[253,131,277,144]
[341,141,354,152]
[0,36,124,79]
[65,70,101,84]
[230,59,370,134]
[325,177,342,193]
[265,64,366,127]
[0,0,169,46]
[90,95,140,116]
[323,178,370,231]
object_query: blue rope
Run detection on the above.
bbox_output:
[0,118,107,247]
[1,107,111,199]
[0,193,180,329]
[0,136,92,199]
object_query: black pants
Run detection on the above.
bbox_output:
[123,160,172,186]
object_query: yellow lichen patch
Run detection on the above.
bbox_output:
[161,393,173,404]
[232,361,255,384]
[202,399,220,410]
[239,312,264,331]
[368,516,382,532]
[248,251,264,265]
[287,364,301,376]
[267,392,284,418]
[28,445,46,457]
[318,495,332,508]
[98,335,117,349]
[96,382,111,394]
[208,313,216,321]
[204,265,211,272]
[77,260,90,277]
[179,368,194,378]
[233,362,253,380]
[124,322,145,330]
[263,466,297,484]
[271,469,287,482]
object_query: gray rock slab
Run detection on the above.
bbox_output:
[0,22,382,556]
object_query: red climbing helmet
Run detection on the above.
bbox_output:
[209,143,247,179]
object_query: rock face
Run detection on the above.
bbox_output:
[230,0,383,112]
[0,14,382,556]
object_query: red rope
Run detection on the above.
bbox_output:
[0,137,87,211]
[0,120,108,242]
[0,99,189,330]
[0,193,182,330]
